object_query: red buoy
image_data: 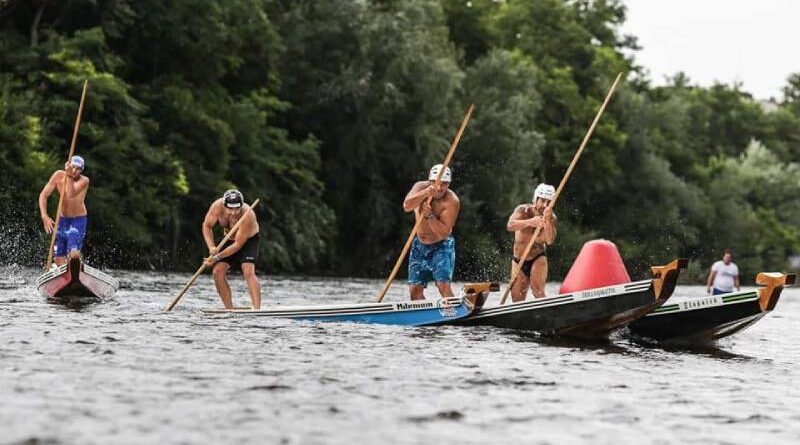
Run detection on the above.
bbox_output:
[559,239,631,294]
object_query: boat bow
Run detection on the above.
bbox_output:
[650,258,689,302]
[757,272,796,312]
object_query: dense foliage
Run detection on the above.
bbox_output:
[1,0,798,283]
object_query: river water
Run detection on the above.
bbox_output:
[1,265,798,444]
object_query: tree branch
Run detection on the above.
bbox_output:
[30,0,47,48]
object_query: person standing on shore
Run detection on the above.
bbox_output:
[706,249,740,295]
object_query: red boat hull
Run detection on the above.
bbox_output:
[36,257,119,305]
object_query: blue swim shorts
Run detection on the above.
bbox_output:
[54,215,88,257]
[408,236,455,286]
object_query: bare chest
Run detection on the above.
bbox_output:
[430,199,450,215]
[218,215,241,231]
[55,179,87,197]
[415,198,451,217]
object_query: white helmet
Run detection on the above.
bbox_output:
[428,164,452,183]
[533,183,555,201]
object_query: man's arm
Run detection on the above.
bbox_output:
[706,266,717,293]
[507,205,526,232]
[38,172,59,216]
[216,212,255,259]
[403,182,435,212]
[202,203,220,254]
[423,195,460,238]
[735,274,740,291]
[507,205,542,232]
[38,172,60,233]
[538,209,557,245]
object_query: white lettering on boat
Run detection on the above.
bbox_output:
[578,285,624,300]
[678,296,722,311]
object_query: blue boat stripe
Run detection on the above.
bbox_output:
[202,297,469,318]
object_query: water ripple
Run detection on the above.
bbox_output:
[1,266,798,444]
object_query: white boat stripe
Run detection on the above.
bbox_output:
[646,293,759,317]
[471,280,654,319]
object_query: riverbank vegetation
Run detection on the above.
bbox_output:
[2,0,798,282]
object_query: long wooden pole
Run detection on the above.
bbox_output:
[44,79,89,270]
[375,104,475,303]
[165,199,260,311]
[499,72,623,305]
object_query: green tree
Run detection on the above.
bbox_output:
[0,0,333,271]
[273,0,464,275]
[455,49,544,279]
[704,140,800,276]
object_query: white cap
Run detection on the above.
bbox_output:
[70,155,85,170]
[533,183,555,201]
[428,164,452,183]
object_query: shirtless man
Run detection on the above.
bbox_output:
[507,183,557,302]
[202,189,261,309]
[402,164,460,300]
[38,156,90,266]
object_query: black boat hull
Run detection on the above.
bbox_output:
[453,259,687,337]
[629,272,796,344]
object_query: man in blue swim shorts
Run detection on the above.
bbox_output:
[403,164,461,300]
[38,155,91,266]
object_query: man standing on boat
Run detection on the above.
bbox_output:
[38,156,90,266]
[507,183,558,302]
[706,249,740,295]
[402,164,460,300]
[202,189,262,309]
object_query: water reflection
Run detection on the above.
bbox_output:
[627,339,757,361]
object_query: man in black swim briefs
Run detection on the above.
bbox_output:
[506,183,558,302]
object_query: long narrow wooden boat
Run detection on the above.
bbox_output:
[35,256,119,306]
[628,272,796,344]
[451,259,687,337]
[202,282,495,326]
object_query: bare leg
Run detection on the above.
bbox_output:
[212,262,233,309]
[530,257,548,299]
[54,256,66,267]
[510,260,530,303]
[409,284,426,300]
[434,282,454,298]
[241,263,261,310]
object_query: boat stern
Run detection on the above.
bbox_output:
[461,282,498,313]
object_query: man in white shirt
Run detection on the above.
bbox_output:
[706,249,740,295]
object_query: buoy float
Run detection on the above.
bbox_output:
[559,239,631,294]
